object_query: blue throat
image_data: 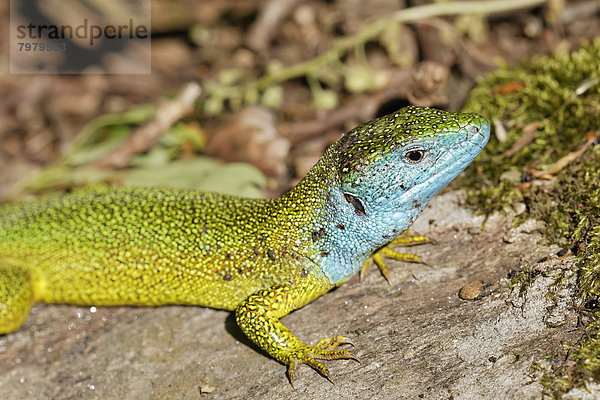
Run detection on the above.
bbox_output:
[308,182,428,285]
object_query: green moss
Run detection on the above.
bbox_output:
[459,39,600,397]
[457,37,600,215]
[535,148,600,398]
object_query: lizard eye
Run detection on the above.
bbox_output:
[405,150,425,163]
[343,193,365,215]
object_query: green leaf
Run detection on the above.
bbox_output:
[121,158,267,197]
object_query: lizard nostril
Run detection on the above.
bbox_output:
[468,125,480,135]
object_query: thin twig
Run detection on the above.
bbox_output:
[503,122,540,158]
[534,132,599,178]
[249,0,549,91]
[96,82,202,168]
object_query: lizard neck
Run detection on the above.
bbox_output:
[311,187,423,285]
[275,149,424,285]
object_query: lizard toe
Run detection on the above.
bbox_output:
[286,337,360,386]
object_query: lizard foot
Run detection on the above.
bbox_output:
[287,335,360,387]
[361,229,435,282]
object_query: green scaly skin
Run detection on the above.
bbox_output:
[0,106,490,386]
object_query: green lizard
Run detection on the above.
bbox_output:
[0,106,489,385]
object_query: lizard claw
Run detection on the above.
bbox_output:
[287,336,360,388]
[315,335,355,349]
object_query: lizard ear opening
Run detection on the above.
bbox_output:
[343,193,366,216]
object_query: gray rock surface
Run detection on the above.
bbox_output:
[0,191,588,399]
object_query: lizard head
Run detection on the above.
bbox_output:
[333,105,490,226]
[291,106,489,284]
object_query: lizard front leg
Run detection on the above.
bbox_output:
[235,284,359,387]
